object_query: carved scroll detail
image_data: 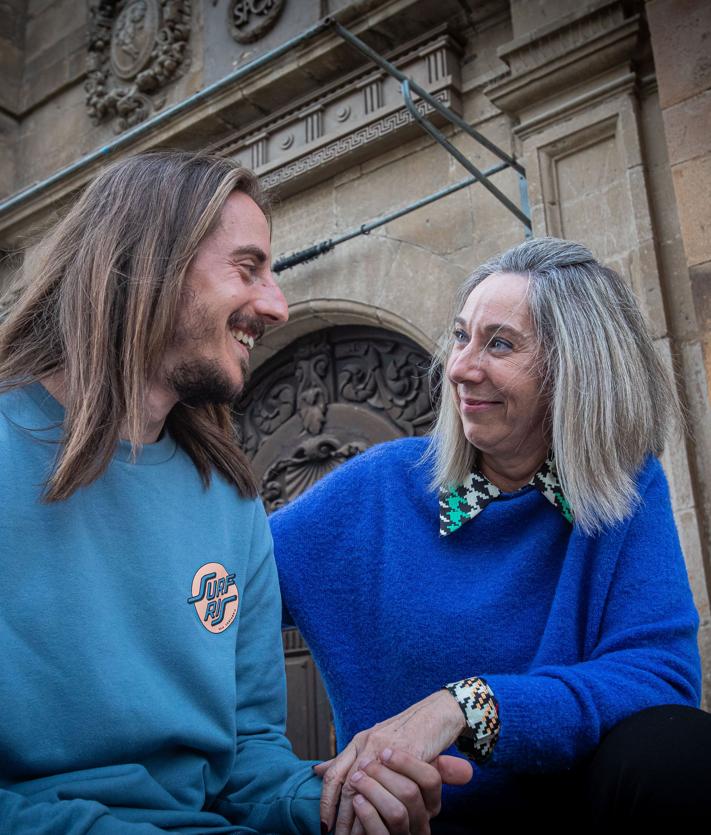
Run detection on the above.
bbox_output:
[85,0,191,132]
[234,326,435,510]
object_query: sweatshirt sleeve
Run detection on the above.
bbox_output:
[213,502,322,834]
[482,459,702,774]
[0,793,161,835]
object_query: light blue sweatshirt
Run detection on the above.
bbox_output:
[0,383,321,834]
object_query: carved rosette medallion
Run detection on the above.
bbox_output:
[86,0,192,132]
[234,326,437,512]
[229,0,285,44]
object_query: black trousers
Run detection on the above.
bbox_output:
[433,704,711,830]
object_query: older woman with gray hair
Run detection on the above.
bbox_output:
[272,237,711,830]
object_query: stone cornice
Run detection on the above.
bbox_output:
[207,27,463,198]
[485,0,643,118]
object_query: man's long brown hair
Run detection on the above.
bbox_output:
[0,151,267,501]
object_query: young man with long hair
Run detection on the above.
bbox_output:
[0,151,469,833]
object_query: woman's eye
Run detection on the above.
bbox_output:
[453,328,468,343]
[490,337,513,351]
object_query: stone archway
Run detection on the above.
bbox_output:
[235,324,437,759]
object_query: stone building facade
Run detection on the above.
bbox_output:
[1,0,710,756]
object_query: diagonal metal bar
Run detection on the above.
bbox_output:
[273,162,509,273]
[331,19,525,177]
[401,80,531,230]
[518,172,533,239]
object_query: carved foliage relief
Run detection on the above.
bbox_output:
[234,327,436,512]
[86,0,191,132]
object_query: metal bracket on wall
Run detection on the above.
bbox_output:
[274,20,532,272]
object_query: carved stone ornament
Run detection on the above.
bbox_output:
[207,27,463,198]
[85,0,192,132]
[228,0,285,44]
[234,326,437,512]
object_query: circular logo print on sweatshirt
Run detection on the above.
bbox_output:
[187,562,239,633]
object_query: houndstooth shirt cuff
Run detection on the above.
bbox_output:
[443,676,500,765]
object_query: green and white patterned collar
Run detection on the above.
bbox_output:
[439,451,573,537]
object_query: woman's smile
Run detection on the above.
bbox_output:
[459,397,502,413]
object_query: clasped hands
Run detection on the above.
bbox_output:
[313,690,471,834]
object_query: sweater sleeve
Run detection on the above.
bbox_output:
[0,793,162,834]
[481,459,702,774]
[213,502,322,834]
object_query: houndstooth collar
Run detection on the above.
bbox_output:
[439,451,572,537]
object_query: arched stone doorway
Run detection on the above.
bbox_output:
[235,324,437,759]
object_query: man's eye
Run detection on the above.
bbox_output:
[453,328,468,343]
[240,264,259,281]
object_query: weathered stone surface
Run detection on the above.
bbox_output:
[671,155,711,268]
[0,40,23,114]
[271,176,336,258]
[690,261,711,394]
[662,89,711,168]
[639,87,699,342]
[510,0,586,39]
[647,0,711,109]
[21,23,87,112]
[0,0,26,114]
[0,114,18,201]
[24,0,85,63]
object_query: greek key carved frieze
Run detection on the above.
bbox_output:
[86,0,191,132]
[259,90,452,191]
[234,327,435,509]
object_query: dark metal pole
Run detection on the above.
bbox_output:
[273,162,509,272]
[400,80,531,231]
[331,20,525,177]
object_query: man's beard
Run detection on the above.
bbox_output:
[167,357,248,407]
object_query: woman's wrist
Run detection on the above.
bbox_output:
[437,686,469,739]
[442,677,500,764]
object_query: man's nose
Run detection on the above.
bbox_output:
[254,273,289,324]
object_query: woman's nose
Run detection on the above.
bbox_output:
[447,347,487,385]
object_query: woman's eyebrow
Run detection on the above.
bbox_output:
[454,317,525,339]
[481,323,524,339]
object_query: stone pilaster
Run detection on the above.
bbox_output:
[485,0,711,705]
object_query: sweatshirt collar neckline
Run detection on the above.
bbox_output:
[24,381,177,466]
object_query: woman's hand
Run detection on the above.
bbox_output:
[314,690,467,833]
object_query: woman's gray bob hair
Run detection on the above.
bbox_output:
[426,236,681,535]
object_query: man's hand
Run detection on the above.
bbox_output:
[349,750,472,835]
[314,690,468,833]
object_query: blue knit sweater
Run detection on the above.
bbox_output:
[271,437,701,814]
